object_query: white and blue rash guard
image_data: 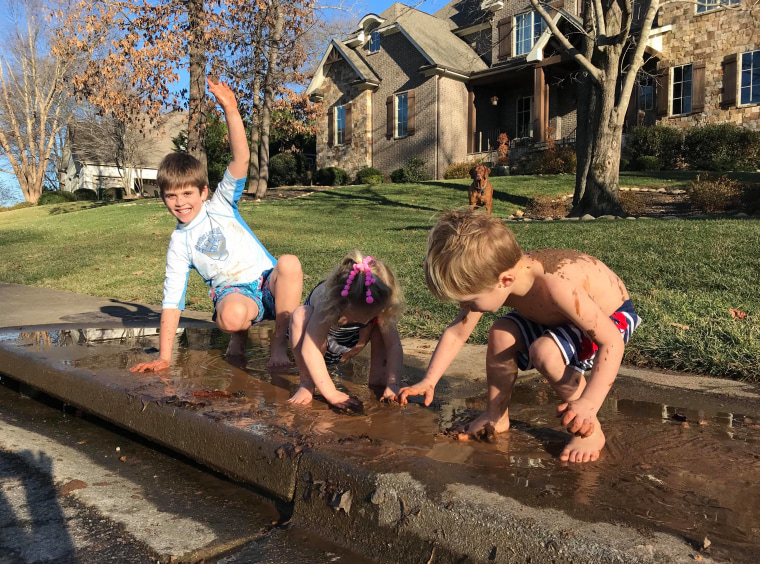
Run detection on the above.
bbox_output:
[162,170,276,310]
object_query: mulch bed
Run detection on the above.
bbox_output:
[238,186,332,202]
[622,190,692,217]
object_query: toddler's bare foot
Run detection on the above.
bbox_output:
[226,331,248,360]
[560,426,606,463]
[268,342,290,368]
[464,410,511,440]
[288,386,314,405]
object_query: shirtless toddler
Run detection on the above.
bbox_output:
[399,210,641,463]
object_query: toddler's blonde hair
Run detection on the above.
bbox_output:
[425,210,522,302]
[318,250,403,326]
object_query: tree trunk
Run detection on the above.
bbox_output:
[570,30,626,216]
[255,0,285,199]
[186,0,208,178]
[246,11,265,194]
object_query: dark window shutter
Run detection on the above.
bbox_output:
[722,54,737,109]
[657,68,669,117]
[407,90,416,136]
[344,103,352,145]
[386,95,393,139]
[625,81,639,130]
[327,107,334,147]
[498,18,512,60]
[692,60,706,113]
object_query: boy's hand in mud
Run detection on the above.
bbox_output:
[398,380,435,406]
[557,398,597,437]
[130,358,170,374]
[206,78,238,113]
[325,391,363,412]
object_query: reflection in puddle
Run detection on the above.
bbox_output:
[3,327,760,560]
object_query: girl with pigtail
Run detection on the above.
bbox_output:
[288,250,404,409]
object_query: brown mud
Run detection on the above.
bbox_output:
[2,327,760,562]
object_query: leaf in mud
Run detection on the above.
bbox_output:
[729,308,747,320]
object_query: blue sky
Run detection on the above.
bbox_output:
[357,0,446,16]
[0,0,448,206]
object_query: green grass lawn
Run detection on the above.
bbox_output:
[1,173,759,380]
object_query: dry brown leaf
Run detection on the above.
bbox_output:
[669,323,690,330]
[729,308,747,320]
[131,270,144,275]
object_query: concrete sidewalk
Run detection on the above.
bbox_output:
[1,283,759,563]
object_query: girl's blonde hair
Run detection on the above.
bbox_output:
[318,250,403,326]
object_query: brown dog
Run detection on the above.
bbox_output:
[469,165,493,214]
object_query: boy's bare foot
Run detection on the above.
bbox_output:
[560,426,606,463]
[288,386,314,405]
[466,410,511,437]
[268,342,290,368]
[226,331,248,360]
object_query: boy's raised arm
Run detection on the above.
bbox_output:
[399,308,482,406]
[207,78,249,179]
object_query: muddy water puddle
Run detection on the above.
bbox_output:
[3,327,760,559]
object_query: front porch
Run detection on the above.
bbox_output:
[467,59,578,160]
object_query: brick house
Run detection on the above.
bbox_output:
[306,1,760,179]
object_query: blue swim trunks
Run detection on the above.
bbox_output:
[502,299,642,373]
[209,268,275,325]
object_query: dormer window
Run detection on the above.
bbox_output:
[369,31,381,53]
[514,11,546,56]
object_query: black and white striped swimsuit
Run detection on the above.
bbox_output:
[305,281,376,366]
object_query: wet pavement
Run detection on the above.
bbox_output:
[1,326,759,562]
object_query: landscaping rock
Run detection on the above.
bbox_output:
[580,214,596,221]
[598,215,616,220]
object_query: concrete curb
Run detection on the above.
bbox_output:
[292,448,707,564]
[0,344,300,501]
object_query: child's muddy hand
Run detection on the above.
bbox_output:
[326,391,363,412]
[129,358,170,374]
[557,400,597,437]
[380,384,400,403]
[398,381,435,406]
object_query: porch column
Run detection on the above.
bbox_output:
[467,90,476,154]
[533,67,546,142]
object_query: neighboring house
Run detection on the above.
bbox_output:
[306,1,760,179]
[61,112,187,197]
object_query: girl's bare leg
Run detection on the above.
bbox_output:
[367,325,387,388]
[529,337,605,463]
[467,319,524,435]
[288,305,317,404]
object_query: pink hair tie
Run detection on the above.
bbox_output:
[340,256,377,303]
